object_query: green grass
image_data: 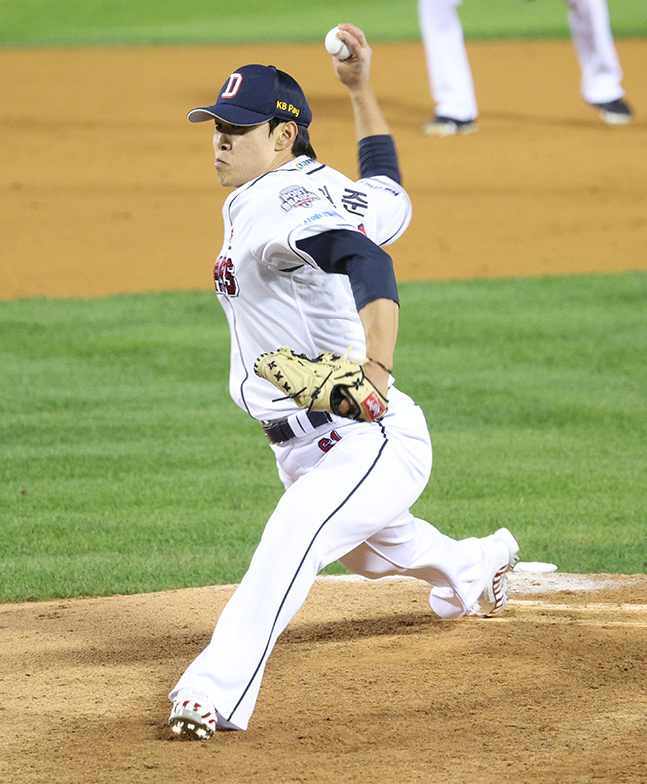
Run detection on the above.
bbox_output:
[397,274,646,573]
[0,0,645,47]
[1,272,645,601]
[1,292,283,600]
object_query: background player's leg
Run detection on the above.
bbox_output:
[563,0,624,104]
[418,0,478,131]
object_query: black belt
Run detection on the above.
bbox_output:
[262,410,332,444]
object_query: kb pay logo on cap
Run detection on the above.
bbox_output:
[276,100,300,118]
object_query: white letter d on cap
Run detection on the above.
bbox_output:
[221,73,243,98]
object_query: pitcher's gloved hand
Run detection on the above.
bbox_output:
[254,346,387,422]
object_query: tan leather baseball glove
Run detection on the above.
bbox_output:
[254,346,387,422]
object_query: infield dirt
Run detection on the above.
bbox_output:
[1,39,646,298]
[1,39,646,784]
[2,574,647,783]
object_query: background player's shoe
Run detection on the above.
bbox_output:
[421,116,478,137]
[470,528,519,617]
[591,98,633,125]
[169,689,217,739]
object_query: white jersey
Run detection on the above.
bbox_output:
[214,155,412,422]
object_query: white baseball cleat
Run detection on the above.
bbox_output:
[471,527,519,617]
[591,98,633,125]
[421,116,478,137]
[169,690,217,740]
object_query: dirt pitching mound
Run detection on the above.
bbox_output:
[2,573,646,783]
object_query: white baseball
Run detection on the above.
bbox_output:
[324,27,351,61]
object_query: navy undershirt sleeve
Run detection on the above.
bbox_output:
[295,229,399,311]
[358,135,401,184]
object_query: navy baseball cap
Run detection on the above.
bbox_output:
[187,64,312,127]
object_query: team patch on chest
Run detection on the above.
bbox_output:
[279,185,320,211]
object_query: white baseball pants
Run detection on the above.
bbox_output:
[564,0,625,104]
[170,388,503,730]
[418,0,625,119]
[418,0,478,121]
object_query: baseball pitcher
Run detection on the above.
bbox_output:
[168,23,519,739]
